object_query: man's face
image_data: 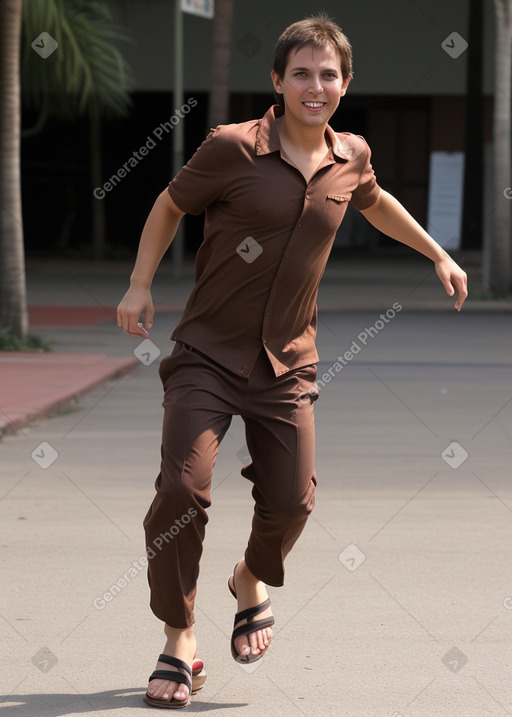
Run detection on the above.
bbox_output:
[271,43,351,128]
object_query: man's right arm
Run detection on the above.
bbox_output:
[117,189,186,337]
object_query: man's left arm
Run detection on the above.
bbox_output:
[360,189,468,311]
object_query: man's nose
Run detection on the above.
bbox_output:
[308,76,323,94]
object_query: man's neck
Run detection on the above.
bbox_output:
[277,114,329,154]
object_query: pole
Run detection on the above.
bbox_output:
[171,0,184,278]
[461,0,483,250]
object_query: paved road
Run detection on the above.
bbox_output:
[1,304,512,716]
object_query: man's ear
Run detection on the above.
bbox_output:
[271,70,284,95]
[340,75,352,97]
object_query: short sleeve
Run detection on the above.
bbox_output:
[168,128,226,215]
[350,139,380,211]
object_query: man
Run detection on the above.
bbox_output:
[117,13,467,709]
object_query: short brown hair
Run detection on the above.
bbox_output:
[272,12,353,81]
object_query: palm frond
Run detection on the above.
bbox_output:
[21,0,133,122]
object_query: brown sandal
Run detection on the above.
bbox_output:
[228,563,275,664]
[144,654,206,709]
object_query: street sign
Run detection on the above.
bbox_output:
[181,0,214,19]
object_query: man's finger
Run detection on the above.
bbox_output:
[453,278,468,311]
[130,321,148,337]
[441,275,455,296]
[144,306,155,331]
[120,319,147,337]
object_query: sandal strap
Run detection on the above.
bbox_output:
[148,654,192,690]
[156,653,192,677]
[148,669,192,691]
[231,615,275,643]
[233,597,271,626]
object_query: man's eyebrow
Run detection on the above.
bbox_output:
[289,66,339,73]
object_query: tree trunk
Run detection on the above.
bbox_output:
[0,0,28,338]
[208,0,235,129]
[484,0,512,295]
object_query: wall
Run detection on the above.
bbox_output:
[111,0,476,96]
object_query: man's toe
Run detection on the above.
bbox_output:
[148,679,187,702]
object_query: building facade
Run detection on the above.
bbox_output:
[22,0,495,257]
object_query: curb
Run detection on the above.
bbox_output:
[0,353,139,439]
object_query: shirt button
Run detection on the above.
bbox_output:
[266,311,270,316]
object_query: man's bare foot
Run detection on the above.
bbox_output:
[229,560,274,659]
[146,625,196,705]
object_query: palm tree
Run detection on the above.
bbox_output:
[0,0,27,339]
[0,1,133,342]
[484,0,512,295]
[21,0,133,261]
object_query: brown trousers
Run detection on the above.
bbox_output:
[143,341,318,628]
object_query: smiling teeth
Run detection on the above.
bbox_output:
[304,102,325,108]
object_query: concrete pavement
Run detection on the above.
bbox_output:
[1,250,507,438]
[1,254,512,716]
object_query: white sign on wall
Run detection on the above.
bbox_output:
[181,0,214,19]
[426,152,465,250]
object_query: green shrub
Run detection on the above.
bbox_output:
[0,328,52,352]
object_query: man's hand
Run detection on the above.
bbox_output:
[116,190,185,338]
[361,191,469,310]
[117,285,154,338]
[435,255,468,311]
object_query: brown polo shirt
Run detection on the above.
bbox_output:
[168,104,380,378]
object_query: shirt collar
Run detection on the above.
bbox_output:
[255,104,352,162]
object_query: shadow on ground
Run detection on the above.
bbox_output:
[2,688,247,714]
